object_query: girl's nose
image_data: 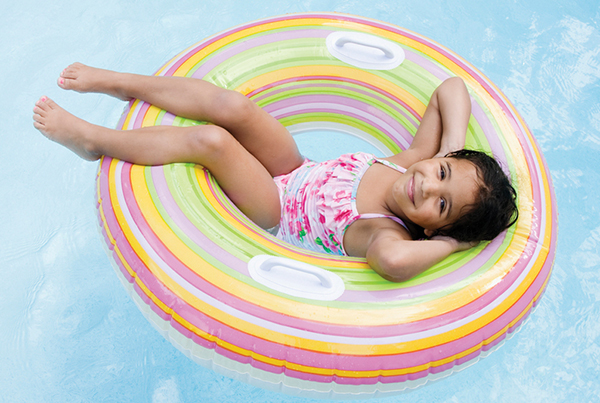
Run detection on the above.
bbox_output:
[422,178,440,198]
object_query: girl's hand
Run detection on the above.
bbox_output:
[433,130,465,158]
[430,235,478,253]
[388,77,470,168]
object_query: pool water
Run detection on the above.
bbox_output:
[1,1,599,402]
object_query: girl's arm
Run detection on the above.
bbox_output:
[391,77,471,166]
[366,230,475,282]
[431,77,472,158]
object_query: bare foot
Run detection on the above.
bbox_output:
[58,63,132,101]
[33,96,101,161]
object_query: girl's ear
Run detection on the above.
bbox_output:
[424,228,435,238]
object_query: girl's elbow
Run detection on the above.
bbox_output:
[442,76,466,88]
[371,253,416,283]
[380,273,414,283]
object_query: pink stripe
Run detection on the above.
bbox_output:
[116,101,133,129]
[133,102,151,129]
[471,99,509,167]
[403,48,450,82]
[98,159,179,327]
[159,15,351,77]
[160,112,176,126]
[272,107,409,148]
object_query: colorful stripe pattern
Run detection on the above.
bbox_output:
[96,13,557,398]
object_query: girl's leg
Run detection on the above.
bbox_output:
[33,97,281,229]
[58,63,304,177]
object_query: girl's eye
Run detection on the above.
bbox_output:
[440,198,446,214]
[440,165,446,180]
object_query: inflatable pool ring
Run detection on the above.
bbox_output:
[96,13,557,398]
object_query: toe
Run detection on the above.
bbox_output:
[61,63,82,78]
[35,96,49,109]
[58,76,71,89]
[33,105,45,117]
[37,96,57,112]
[58,65,79,89]
[58,74,79,90]
[33,111,44,123]
[44,97,57,108]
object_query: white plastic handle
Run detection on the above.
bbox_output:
[326,31,405,70]
[248,255,345,301]
[334,36,396,60]
[260,257,334,288]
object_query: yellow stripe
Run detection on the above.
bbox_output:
[120,99,144,130]
[141,104,162,127]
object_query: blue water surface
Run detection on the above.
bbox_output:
[1,0,599,402]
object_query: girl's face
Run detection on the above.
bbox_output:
[392,157,480,236]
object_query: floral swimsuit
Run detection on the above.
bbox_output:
[273,152,408,255]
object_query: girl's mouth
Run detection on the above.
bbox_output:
[408,176,415,204]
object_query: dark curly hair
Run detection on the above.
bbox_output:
[434,149,518,242]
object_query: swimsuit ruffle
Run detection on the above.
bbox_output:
[273,152,374,255]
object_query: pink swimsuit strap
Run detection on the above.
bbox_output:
[372,157,407,174]
[353,213,409,231]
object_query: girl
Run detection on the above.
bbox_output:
[33,63,517,282]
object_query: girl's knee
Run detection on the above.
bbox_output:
[212,90,256,124]
[186,125,232,157]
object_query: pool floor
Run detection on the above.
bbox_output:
[1,0,599,402]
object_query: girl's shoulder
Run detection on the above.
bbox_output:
[382,149,425,169]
